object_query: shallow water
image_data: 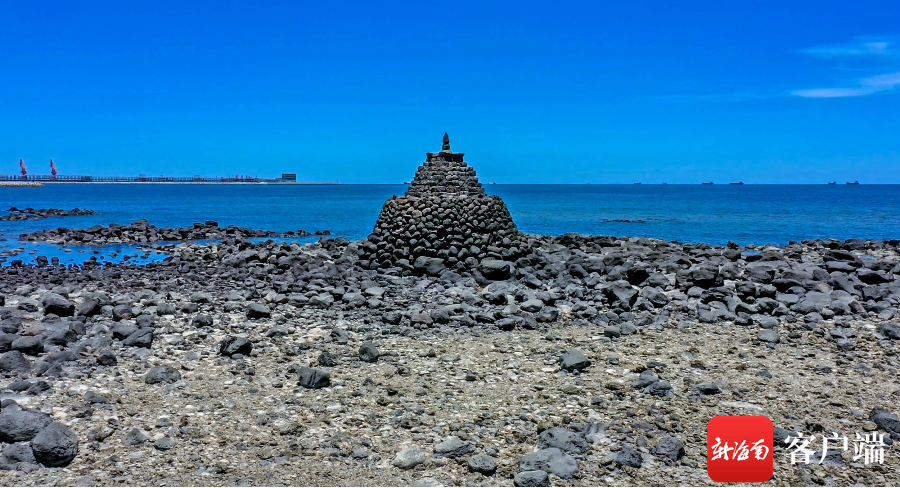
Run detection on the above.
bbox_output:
[0,236,320,267]
[0,239,167,267]
[0,184,898,266]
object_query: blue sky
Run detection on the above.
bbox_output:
[2,1,899,183]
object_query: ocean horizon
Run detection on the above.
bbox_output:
[2,183,898,249]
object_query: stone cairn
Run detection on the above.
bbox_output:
[361,133,523,273]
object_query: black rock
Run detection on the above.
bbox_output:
[219,336,252,357]
[190,292,211,303]
[247,303,271,319]
[42,294,75,317]
[605,280,638,309]
[382,311,402,325]
[359,341,379,363]
[84,391,109,404]
[0,409,52,442]
[122,328,154,348]
[513,470,549,487]
[433,436,475,459]
[479,259,513,280]
[878,323,900,340]
[121,427,148,446]
[96,350,117,366]
[317,352,337,367]
[0,441,36,469]
[11,335,43,356]
[413,256,446,276]
[330,328,349,344]
[0,351,31,375]
[25,380,51,395]
[154,437,175,450]
[632,370,659,388]
[537,427,589,455]
[559,348,591,372]
[653,436,685,461]
[757,329,780,343]
[191,314,214,328]
[144,366,181,384]
[693,382,721,395]
[773,427,795,448]
[615,445,643,468]
[30,421,78,467]
[0,334,14,352]
[76,299,100,317]
[468,453,497,475]
[518,447,578,479]
[645,379,673,396]
[870,408,900,434]
[112,304,133,321]
[298,366,330,389]
[111,323,137,340]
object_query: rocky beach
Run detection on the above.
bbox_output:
[1,137,898,486]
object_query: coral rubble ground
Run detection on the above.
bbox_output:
[0,228,899,486]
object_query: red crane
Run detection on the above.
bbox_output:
[19,159,27,180]
[50,159,57,180]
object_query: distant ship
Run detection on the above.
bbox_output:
[634,182,641,185]
[846,181,859,185]
[702,181,714,185]
[828,181,836,185]
[730,181,744,185]
[403,181,412,184]
[487,182,496,185]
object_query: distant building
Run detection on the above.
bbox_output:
[281,172,297,182]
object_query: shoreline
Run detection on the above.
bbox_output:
[0,222,898,485]
[0,182,43,188]
[11,181,341,185]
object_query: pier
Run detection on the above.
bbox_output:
[0,173,337,184]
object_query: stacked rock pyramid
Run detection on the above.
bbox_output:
[361,133,523,272]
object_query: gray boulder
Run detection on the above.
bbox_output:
[467,453,497,475]
[870,408,900,434]
[791,291,831,314]
[393,445,425,469]
[298,367,330,389]
[0,442,35,470]
[0,409,52,442]
[246,303,271,319]
[121,427,148,446]
[758,329,780,343]
[219,336,252,357]
[413,256,446,276]
[433,436,475,459]
[191,314,214,328]
[144,366,181,384]
[514,470,549,487]
[615,445,643,468]
[559,348,590,372]
[519,447,578,479]
[122,328,153,348]
[0,351,31,374]
[479,259,513,280]
[42,294,75,317]
[11,335,43,356]
[653,436,685,461]
[537,427,589,455]
[878,323,900,340]
[359,341,379,363]
[30,422,78,467]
